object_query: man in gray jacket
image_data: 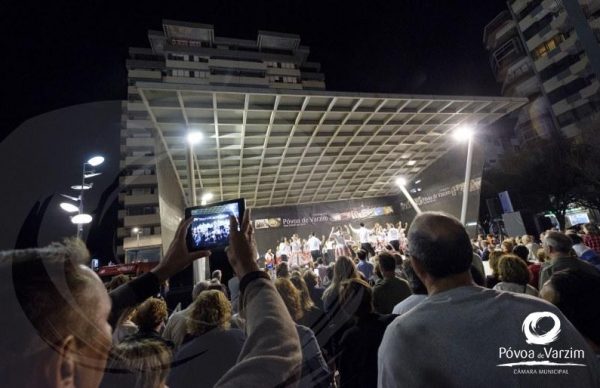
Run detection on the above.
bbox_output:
[378,212,600,388]
[538,231,600,289]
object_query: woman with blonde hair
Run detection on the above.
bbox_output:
[322,256,360,313]
[102,339,172,388]
[168,290,245,388]
[126,297,171,347]
[275,278,331,388]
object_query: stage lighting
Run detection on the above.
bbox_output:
[453,125,474,142]
[187,131,204,145]
[395,177,407,187]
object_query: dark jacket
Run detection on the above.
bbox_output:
[168,328,246,388]
[337,313,397,388]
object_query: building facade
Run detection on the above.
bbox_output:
[484,9,557,155]
[118,20,326,262]
[484,0,600,159]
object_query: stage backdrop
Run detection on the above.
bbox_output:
[251,195,403,254]
[250,141,485,253]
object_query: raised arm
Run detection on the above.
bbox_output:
[216,209,302,387]
[108,218,210,327]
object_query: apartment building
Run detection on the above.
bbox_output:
[485,0,600,156]
[117,20,326,262]
[483,10,557,165]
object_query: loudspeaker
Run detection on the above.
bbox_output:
[502,211,527,237]
[519,210,541,236]
[535,215,554,233]
[486,197,502,219]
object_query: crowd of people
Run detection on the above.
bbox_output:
[2,210,600,387]
[270,222,407,268]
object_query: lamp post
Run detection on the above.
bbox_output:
[395,177,422,214]
[132,227,142,247]
[454,126,474,225]
[187,131,203,206]
[201,192,214,206]
[60,155,104,239]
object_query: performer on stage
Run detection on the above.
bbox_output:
[302,238,311,264]
[265,248,275,267]
[333,227,348,259]
[307,233,322,262]
[324,235,335,264]
[386,222,400,252]
[348,222,376,257]
[398,221,408,251]
[373,223,386,252]
[279,237,291,263]
[290,234,302,267]
[265,248,275,277]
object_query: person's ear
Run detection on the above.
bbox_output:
[56,335,77,388]
[409,257,430,292]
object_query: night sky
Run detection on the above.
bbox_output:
[4,0,509,141]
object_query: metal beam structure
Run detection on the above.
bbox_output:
[136,83,527,208]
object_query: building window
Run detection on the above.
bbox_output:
[532,33,567,60]
[523,13,555,41]
[547,76,593,104]
[538,51,584,81]
[515,0,543,20]
[172,69,191,77]
[126,247,161,263]
[556,99,600,127]
[126,206,157,216]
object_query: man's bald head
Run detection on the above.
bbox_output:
[408,212,473,278]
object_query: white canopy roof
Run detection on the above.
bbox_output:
[136,82,526,208]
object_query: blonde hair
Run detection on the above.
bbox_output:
[187,290,231,335]
[290,274,314,312]
[132,297,168,332]
[536,248,547,263]
[323,256,359,301]
[106,339,172,388]
[275,278,304,321]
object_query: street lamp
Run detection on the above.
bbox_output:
[186,131,203,206]
[201,192,214,206]
[454,125,475,225]
[395,177,422,214]
[59,155,104,238]
[71,214,93,224]
[132,227,142,247]
[60,202,79,213]
[87,156,105,167]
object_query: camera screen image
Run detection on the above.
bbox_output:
[188,202,240,250]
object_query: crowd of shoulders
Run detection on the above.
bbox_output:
[2,212,600,387]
